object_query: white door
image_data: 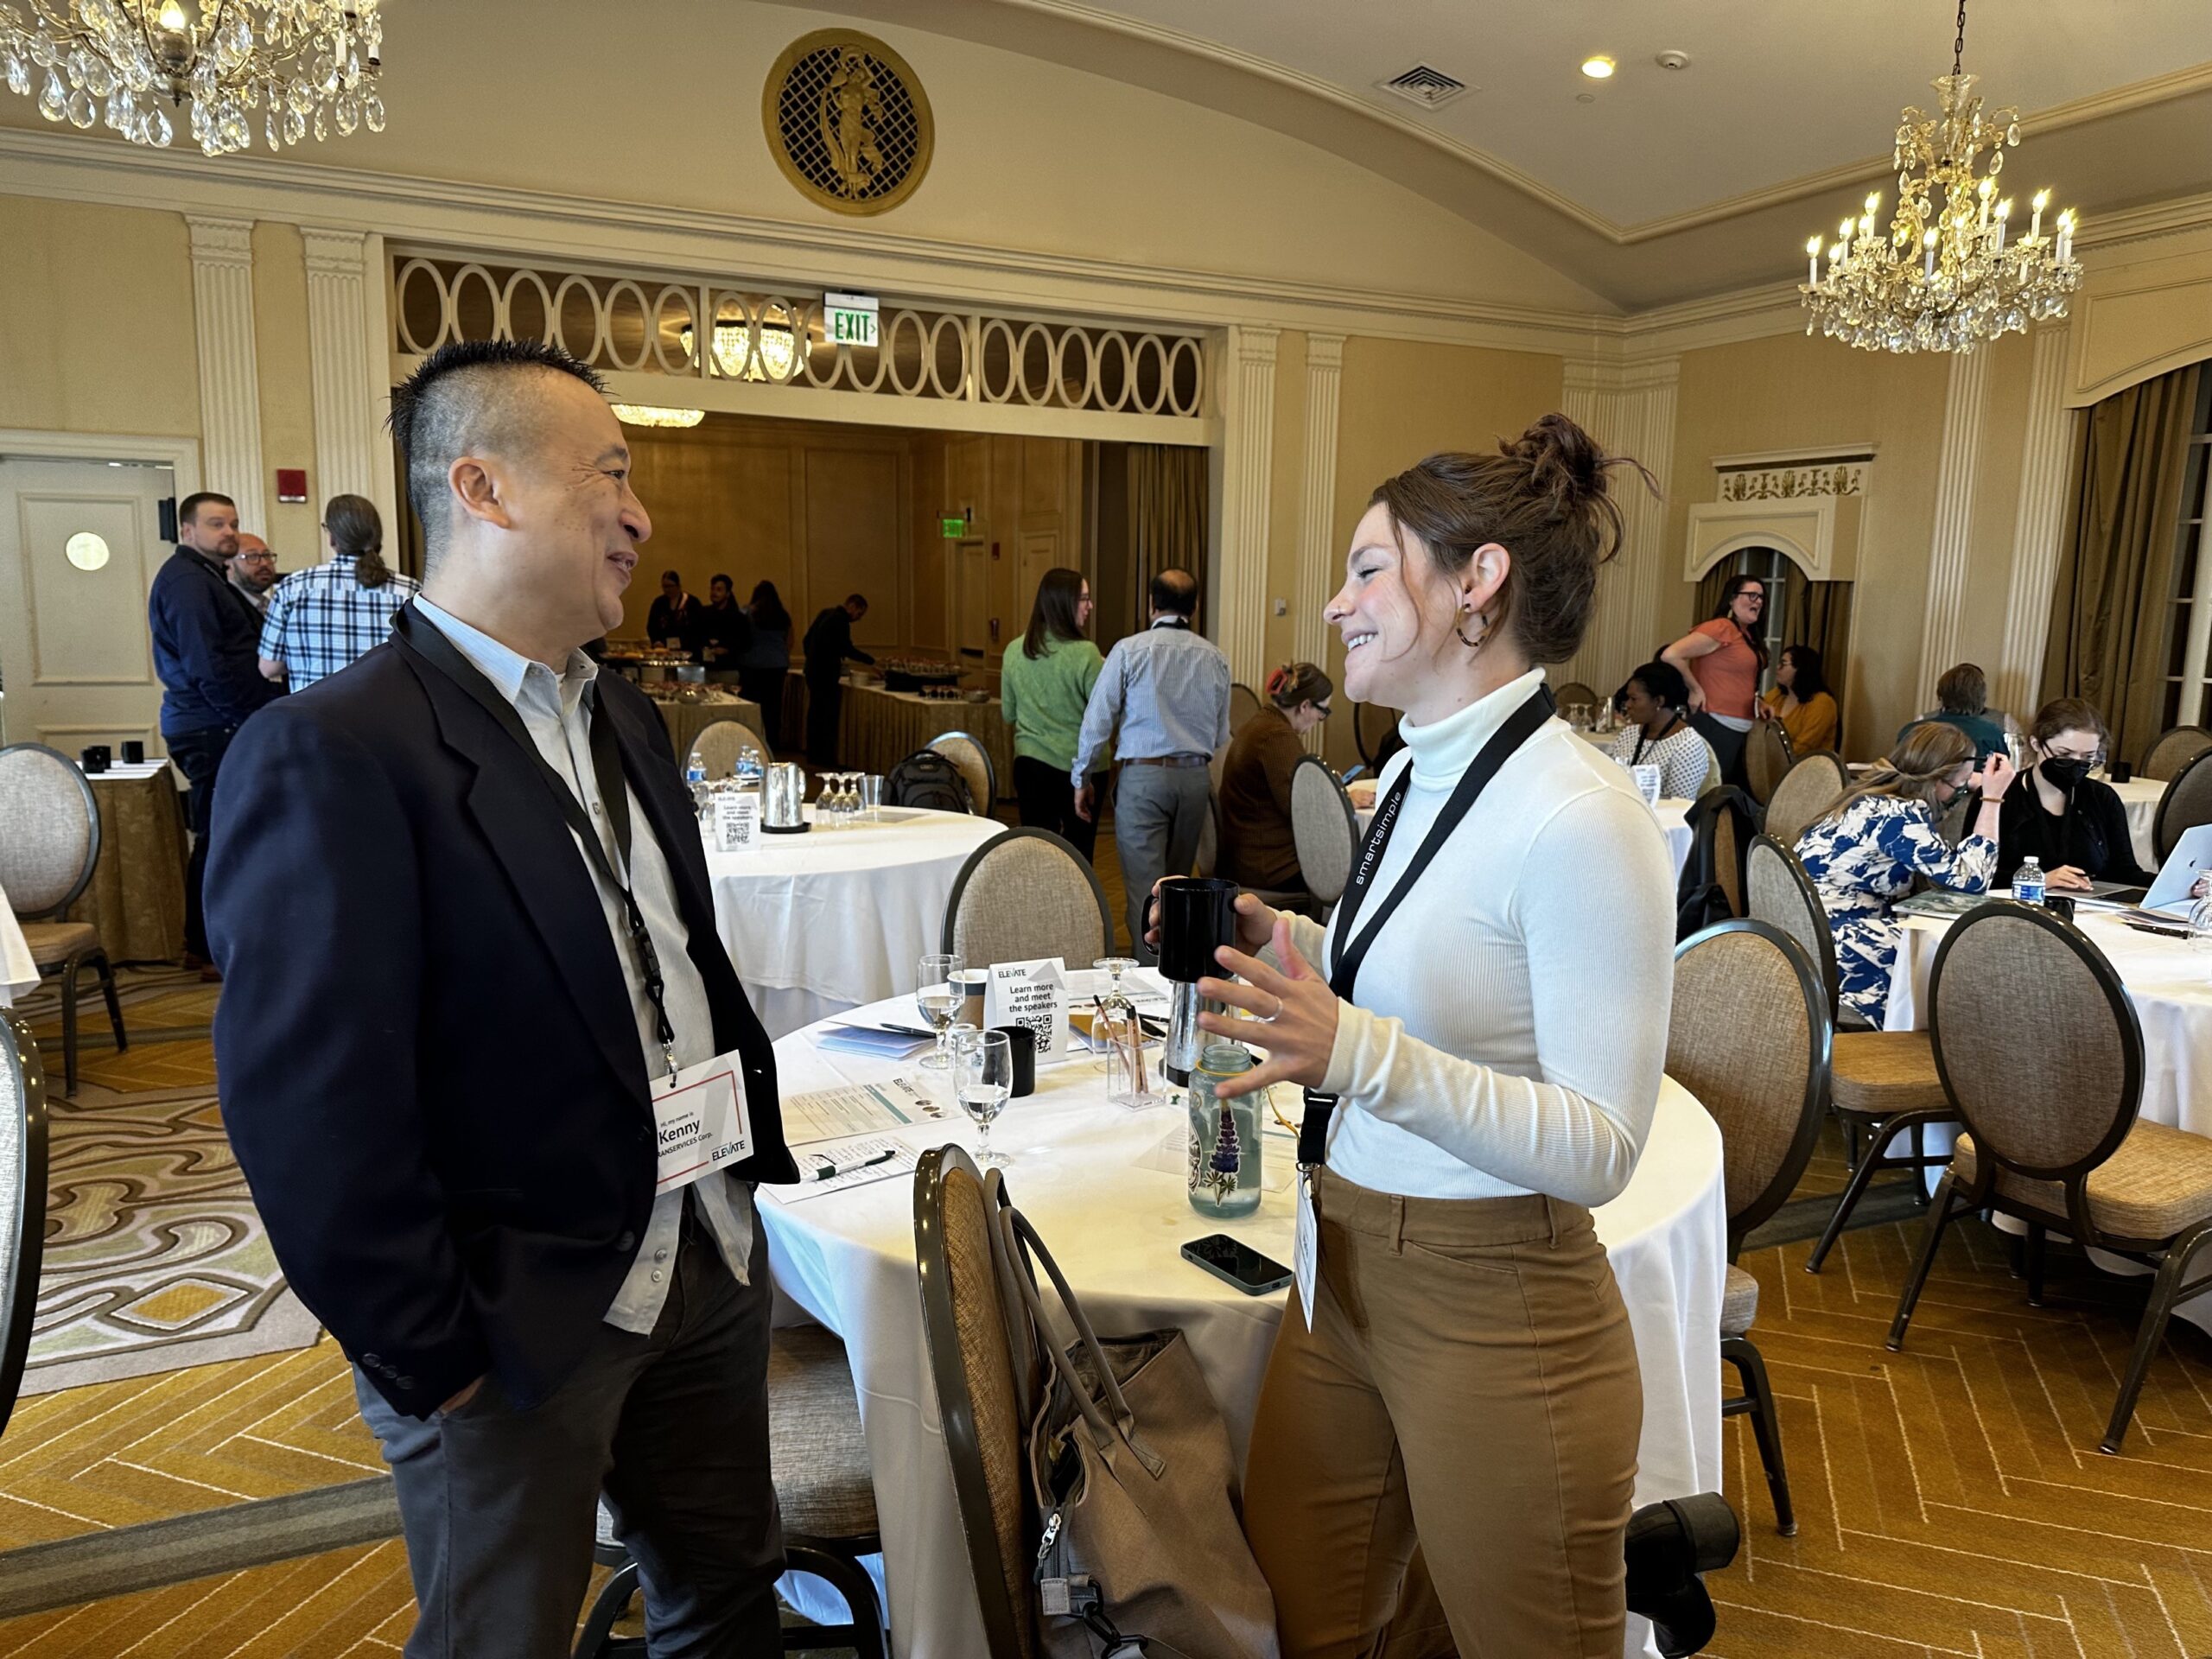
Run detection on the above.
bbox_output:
[0,457,178,754]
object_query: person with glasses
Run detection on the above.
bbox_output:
[1996,697,2154,891]
[1217,660,1333,895]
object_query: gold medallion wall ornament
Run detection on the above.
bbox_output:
[764,30,933,217]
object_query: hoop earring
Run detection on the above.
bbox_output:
[1456,610,1488,651]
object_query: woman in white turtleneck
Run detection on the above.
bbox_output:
[1193,418,1675,1656]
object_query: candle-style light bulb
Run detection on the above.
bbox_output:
[156,0,188,29]
[1993,197,2011,251]
[1923,226,1938,278]
[2056,209,2075,262]
[1866,192,1882,216]
[2031,188,2048,240]
[1806,235,1822,286]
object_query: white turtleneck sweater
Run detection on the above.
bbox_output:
[1281,669,1675,1206]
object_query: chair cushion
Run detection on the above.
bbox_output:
[1830,1029,1949,1116]
[1954,1122,2212,1243]
[769,1324,879,1541]
[1721,1263,1759,1338]
[18,920,100,971]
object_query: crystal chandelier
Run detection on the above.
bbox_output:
[679,315,801,383]
[0,0,383,156]
[1800,0,2079,354]
[611,404,706,429]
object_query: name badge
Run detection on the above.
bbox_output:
[715,791,760,851]
[1293,1175,1318,1330]
[1630,763,1663,809]
[652,1052,755,1193]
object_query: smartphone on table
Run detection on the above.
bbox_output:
[1181,1233,1294,1296]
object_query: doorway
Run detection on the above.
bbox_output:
[0,454,178,753]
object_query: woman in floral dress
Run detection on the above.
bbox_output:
[1795,721,2016,1027]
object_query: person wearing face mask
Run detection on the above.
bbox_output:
[1996,698,2154,891]
[1168,416,1673,1654]
[1796,721,2014,1027]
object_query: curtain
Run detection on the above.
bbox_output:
[1126,444,1208,623]
[1783,579,1853,733]
[2038,362,2203,768]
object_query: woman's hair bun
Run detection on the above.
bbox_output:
[1499,412,1609,522]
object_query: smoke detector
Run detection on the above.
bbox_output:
[1375,64,1471,110]
[1656,50,1692,71]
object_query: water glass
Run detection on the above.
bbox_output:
[956,1029,1014,1168]
[860,773,884,821]
[915,952,963,1071]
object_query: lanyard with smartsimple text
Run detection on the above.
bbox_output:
[395,607,682,1081]
[1295,685,1554,1169]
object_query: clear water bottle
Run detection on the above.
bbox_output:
[1186,1041,1262,1220]
[2013,855,2044,906]
[685,758,710,826]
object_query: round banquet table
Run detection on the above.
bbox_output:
[759,993,1728,1658]
[705,807,1002,1039]
[1357,796,1694,880]
[1883,907,2212,1328]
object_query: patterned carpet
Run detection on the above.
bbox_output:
[16,971,321,1393]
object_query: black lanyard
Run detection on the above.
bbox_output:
[396,607,681,1081]
[1630,712,1681,767]
[1297,685,1554,1167]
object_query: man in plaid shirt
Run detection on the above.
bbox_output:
[257,494,420,691]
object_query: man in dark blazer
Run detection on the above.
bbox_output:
[207,338,798,1657]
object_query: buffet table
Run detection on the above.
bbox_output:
[704,807,1003,1038]
[760,996,1727,1658]
[789,674,1014,799]
[65,760,188,964]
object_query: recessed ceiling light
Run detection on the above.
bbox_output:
[1580,55,1615,79]
[1575,92,1597,104]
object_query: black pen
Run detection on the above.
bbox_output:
[810,1147,900,1180]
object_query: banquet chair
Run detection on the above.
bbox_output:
[2140,724,2212,782]
[0,1018,49,1444]
[1227,682,1262,737]
[2151,747,2212,862]
[928,731,996,812]
[1675,788,1757,937]
[914,1145,1038,1659]
[941,829,1112,971]
[1742,721,1795,806]
[0,743,127,1095]
[1288,756,1358,912]
[1760,751,1848,852]
[1553,679,1599,710]
[1888,900,2212,1454]
[685,719,766,780]
[1668,919,1831,1535]
[1743,836,1956,1272]
[574,1324,887,1659]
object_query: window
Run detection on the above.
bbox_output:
[2163,371,2212,730]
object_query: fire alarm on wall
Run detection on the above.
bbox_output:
[275,467,308,504]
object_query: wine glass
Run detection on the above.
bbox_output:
[915,952,963,1071]
[1091,955,1139,1071]
[957,1029,1014,1168]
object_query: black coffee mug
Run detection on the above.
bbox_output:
[79,745,111,773]
[121,740,145,765]
[2046,894,2076,924]
[1155,876,1241,983]
[2110,760,2133,785]
[990,1025,1037,1097]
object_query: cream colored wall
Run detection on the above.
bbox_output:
[1319,336,1567,766]
[249,221,321,563]
[0,197,198,440]
[1262,330,1308,678]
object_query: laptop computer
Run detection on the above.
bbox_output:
[2076,823,2212,913]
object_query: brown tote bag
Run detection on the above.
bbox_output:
[994,1201,1280,1659]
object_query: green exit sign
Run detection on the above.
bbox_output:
[941,516,967,537]
[826,290,879,348]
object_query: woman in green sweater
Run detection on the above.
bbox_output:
[1001,568,1107,860]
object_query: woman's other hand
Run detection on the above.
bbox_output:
[1195,913,1339,1096]
[2046,864,2094,891]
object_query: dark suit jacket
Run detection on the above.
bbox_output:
[206,629,797,1420]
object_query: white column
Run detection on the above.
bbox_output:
[1916,348,1993,713]
[1557,361,1620,691]
[1618,358,1681,687]
[187,215,266,533]
[1214,324,1279,686]
[1997,324,2076,717]
[302,228,381,513]
[358,232,401,536]
[1294,333,1344,750]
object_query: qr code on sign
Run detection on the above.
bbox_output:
[1017,1008,1056,1051]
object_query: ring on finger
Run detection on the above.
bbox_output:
[1257,994,1284,1024]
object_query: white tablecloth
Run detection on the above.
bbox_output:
[760,995,1727,1658]
[1884,909,2212,1325]
[1355,797,1694,880]
[707,809,1002,1039]
[0,907,35,1007]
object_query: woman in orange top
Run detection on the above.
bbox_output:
[1760,643,1840,754]
[1662,575,1766,785]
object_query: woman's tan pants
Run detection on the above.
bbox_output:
[1243,1169,1643,1659]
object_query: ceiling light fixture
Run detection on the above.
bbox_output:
[1799,0,2079,353]
[679,315,800,383]
[0,0,385,156]
[1580,55,1614,79]
[610,404,705,429]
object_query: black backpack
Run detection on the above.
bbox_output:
[884,748,974,815]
